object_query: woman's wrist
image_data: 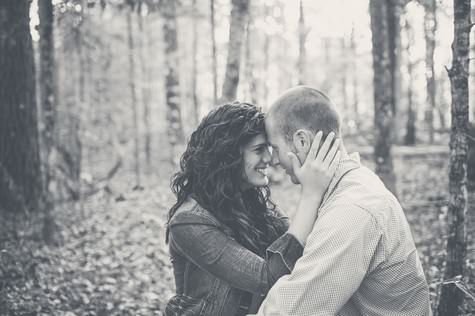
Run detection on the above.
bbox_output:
[300,187,326,202]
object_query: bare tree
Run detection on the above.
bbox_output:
[56,2,82,202]
[422,0,438,143]
[221,0,249,102]
[191,0,200,123]
[210,0,218,106]
[369,0,398,195]
[244,9,257,104]
[350,25,360,129]
[126,8,141,186]
[403,13,417,145]
[162,0,184,164]
[340,38,349,121]
[261,4,271,106]
[137,1,152,168]
[0,0,42,213]
[437,0,472,314]
[389,0,404,143]
[297,0,308,85]
[38,0,57,243]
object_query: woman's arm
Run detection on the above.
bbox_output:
[287,131,341,246]
[169,212,302,295]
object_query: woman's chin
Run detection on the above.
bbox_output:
[242,175,269,189]
[251,176,269,187]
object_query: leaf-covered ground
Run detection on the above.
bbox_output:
[1,152,474,315]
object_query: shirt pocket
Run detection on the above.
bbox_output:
[165,294,206,316]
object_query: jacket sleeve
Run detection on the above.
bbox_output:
[168,211,303,295]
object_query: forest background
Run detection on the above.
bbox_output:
[0,0,475,315]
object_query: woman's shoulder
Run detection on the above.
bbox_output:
[169,197,220,227]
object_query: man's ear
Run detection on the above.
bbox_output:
[291,129,313,155]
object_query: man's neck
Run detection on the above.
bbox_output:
[338,142,349,159]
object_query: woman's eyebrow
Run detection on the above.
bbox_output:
[252,142,267,149]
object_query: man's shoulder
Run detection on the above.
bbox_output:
[323,165,402,222]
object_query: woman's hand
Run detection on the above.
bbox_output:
[288,131,341,197]
[286,131,340,246]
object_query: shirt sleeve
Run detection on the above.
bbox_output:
[168,211,303,295]
[255,206,383,316]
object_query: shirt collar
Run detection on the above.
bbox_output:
[321,152,361,204]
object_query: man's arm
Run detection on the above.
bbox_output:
[255,206,383,315]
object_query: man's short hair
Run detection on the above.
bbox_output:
[268,86,341,143]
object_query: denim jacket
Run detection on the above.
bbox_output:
[165,197,304,316]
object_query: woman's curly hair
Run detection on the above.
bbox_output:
[166,102,287,255]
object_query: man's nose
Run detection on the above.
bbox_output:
[270,149,280,166]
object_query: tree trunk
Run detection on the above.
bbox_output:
[0,0,42,213]
[472,38,475,123]
[437,76,448,130]
[38,0,57,244]
[350,25,360,130]
[424,0,437,143]
[82,3,93,172]
[126,10,141,186]
[137,2,151,168]
[340,38,349,124]
[321,38,332,94]
[162,0,184,165]
[75,1,84,200]
[220,0,249,102]
[404,14,416,146]
[191,0,200,124]
[55,2,82,202]
[437,0,471,314]
[244,12,257,104]
[39,0,56,165]
[297,0,307,85]
[370,0,397,195]
[210,0,218,106]
[388,0,402,143]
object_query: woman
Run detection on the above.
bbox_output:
[165,102,339,315]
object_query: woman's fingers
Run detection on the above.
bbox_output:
[315,132,335,163]
[322,138,340,168]
[306,131,323,164]
[328,151,341,174]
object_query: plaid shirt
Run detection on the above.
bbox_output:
[254,153,432,316]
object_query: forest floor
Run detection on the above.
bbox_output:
[1,150,475,315]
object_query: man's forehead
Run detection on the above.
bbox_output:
[264,114,278,131]
[264,129,279,147]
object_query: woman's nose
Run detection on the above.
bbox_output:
[271,151,279,166]
[262,147,272,163]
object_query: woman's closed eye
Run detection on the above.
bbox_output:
[254,145,267,153]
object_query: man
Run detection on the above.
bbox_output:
[256,86,432,315]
